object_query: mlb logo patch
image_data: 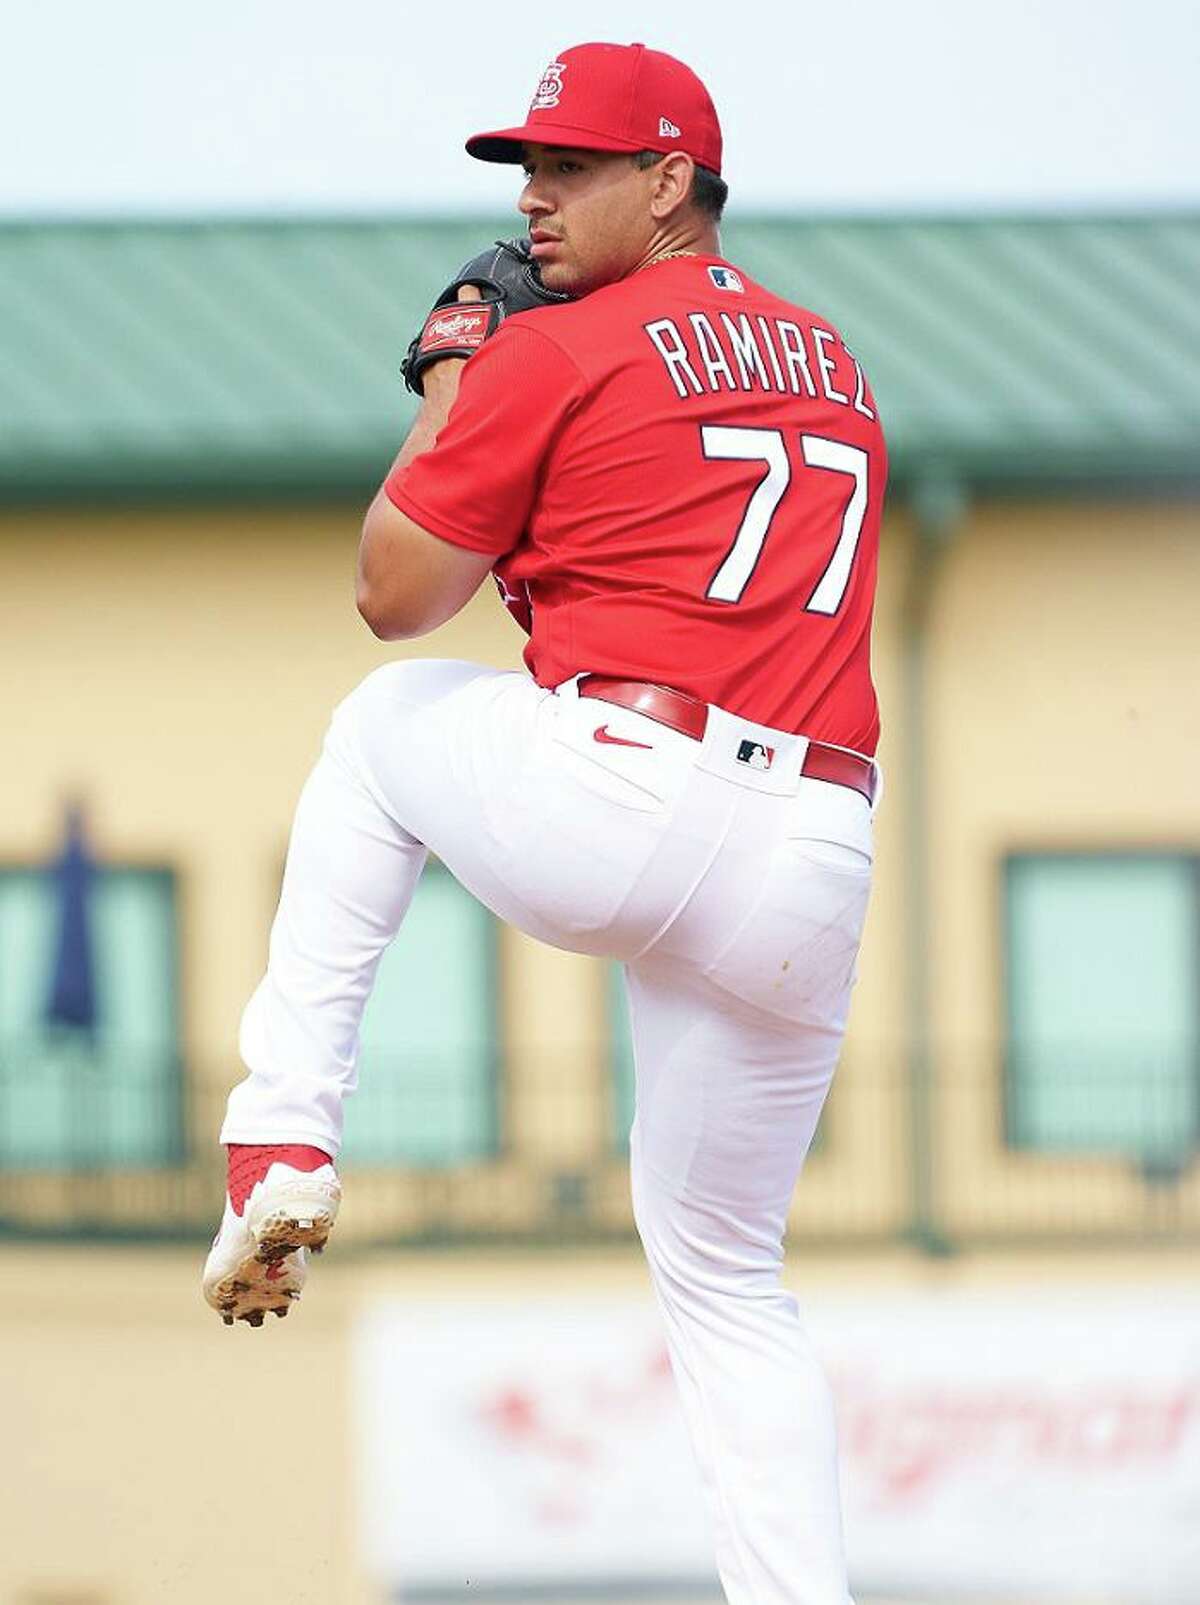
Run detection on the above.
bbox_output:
[736,739,775,770]
[708,266,745,293]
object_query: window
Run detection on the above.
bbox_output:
[609,963,636,1152]
[0,867,181,1169]
[339,862,498,1165]
[1004,854,1200,1163]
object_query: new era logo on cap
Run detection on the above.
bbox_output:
[659,116,682,137]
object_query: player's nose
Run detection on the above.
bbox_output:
[517,179,552,222]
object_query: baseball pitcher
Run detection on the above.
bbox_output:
[205,41,886,1605]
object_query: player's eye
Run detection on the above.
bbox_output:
[520,158,581,181]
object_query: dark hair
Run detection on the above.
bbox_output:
[632,149,728,221]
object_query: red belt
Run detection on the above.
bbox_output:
[577,676,878,805]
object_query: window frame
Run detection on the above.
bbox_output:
[902,839,1200,1243]
[1000,846,1200,1168]
[268,852,503,1170]
[0,856,186,1172]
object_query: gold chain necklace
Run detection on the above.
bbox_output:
[637,248,700,272]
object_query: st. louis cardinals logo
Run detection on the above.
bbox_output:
[530,60,566,111]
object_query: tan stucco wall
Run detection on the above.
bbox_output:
[922,501,1200,1232]
[4,498,1200,1241]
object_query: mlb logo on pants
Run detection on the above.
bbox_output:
[736,739,774,771]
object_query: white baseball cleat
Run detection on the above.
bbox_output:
[202,1158,341,1327]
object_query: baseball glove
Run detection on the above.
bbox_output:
[401,237,571,395]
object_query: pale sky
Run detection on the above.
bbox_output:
[3,0,1196,216]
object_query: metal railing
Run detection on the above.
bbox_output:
[0,1048,1197,1248]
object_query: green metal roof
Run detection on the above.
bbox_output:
[1,215,1197,502]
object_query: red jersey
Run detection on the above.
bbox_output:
[386,254,887,753]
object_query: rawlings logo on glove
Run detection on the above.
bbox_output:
[421,307,493,353]
[401,237,571,395]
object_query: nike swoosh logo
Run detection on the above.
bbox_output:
[593,724,653,749]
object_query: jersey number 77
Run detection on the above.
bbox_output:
[701,426,868,613]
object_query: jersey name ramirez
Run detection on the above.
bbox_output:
[643,311,875,419]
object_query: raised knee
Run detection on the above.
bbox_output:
[328,660,427,737]
[340,658,493,720]
[339,659,425,715]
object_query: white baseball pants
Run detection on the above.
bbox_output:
[221,659,876,1605]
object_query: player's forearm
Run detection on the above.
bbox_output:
[358,348,494,640]
[385,358,466,477]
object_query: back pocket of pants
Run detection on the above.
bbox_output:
[702,846,872,1024]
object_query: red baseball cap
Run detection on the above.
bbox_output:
[467,42,723,176]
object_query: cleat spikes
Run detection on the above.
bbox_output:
[203,1157,340,1323]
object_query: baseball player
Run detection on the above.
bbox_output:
[204,41,885,1605]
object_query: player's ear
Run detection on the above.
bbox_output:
[648,152,696,222]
